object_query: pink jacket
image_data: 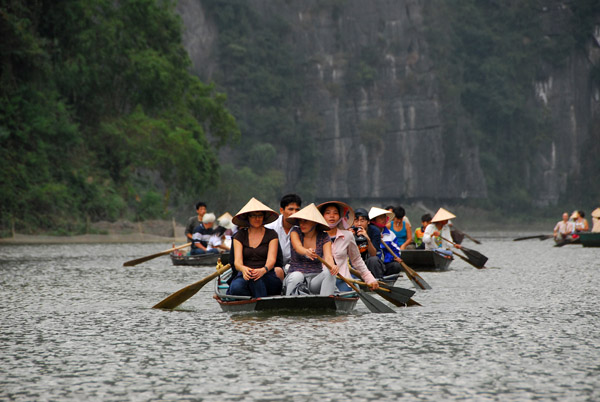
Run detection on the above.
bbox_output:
[331,229,377,285]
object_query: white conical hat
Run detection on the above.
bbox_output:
[591,208,600,218]
[317,201,355,229]
[218,212,233,222]
[286,203,330,232]
[232,197,278,227]
[368,207,394,221]
[431,207,456,223]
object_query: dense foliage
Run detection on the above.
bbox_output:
[0,0,239,234]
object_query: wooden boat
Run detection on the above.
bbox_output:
[399,249,453,271]
[579,232,600,247]
[213,268,359,313]
[170,251,229,266]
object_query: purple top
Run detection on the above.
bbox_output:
[288,227,330,275]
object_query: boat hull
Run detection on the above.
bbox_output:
[399,250,453,271]
[579,232,600,247]
[170,252,229,266]
[214,294,359,313]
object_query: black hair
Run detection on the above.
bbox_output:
[318,203,341,215]
[578,210,585,218]
[280,194,302,209]
[393,206,405,219]
[421,213,432,222]
[195,201,207,210]
[384,205,394,211]
[214,226,227,236]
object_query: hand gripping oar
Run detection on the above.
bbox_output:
[315,256,395,314]
[441,236,488,269]
[152,263,231,309]
[381,242,432,290]
[348,267,421,307]
[124,242,191,267]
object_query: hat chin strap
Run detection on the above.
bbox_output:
[327,218,342,229]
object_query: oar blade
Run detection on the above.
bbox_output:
[152,264,230,310]
[356,289,396,313]
[381,284,416,303]
[400,262,432,290]
[461,247,488,268]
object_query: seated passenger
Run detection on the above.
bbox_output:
[227,198,282,298]
[414,213,432,249]
[553,212,574,242]
[389,206,413,250]
[190,213,218,255]
[284,203,338,296]
[423,208,462,256]
[573,210,589,233]
[350,208,385,278]
[318,201,378,292]
[369,207,403,277]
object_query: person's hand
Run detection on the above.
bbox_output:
[433,230,440,237]
[367,280,379,290]
[400,243,407,250]
[252,267,267,281]
[241,266,252,281]
[328,264,339,276]
[394,256,403,264]
[454,244,462,249]
[305,248,317,260]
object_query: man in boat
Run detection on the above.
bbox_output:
[265,194,302,279]
[368,207,403,278]
[351,208,387,278]
[414,213,432,249]
[190,213,219,255]
[185,201,207,242]
[423,208,461,256]
[553,212,574,242]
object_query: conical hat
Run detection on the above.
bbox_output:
[571,210,579,219]
[431,207,456,223]
[591,208,600,218]
[368,207,394,221]
[317,201,355,229]
[218,212,233,222]
[232,197,278,227]
[286,203,329,232]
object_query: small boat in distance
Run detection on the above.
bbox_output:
[399,249,453,271]
[170,252,229,266]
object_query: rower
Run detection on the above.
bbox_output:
[423,208,462,256]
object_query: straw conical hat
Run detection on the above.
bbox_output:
[431,208,456,223]
[218,212,233,222]
[317,201,355,229]
[570,210,578,219]
[368,207,394,221]
[286,203,329,231]
[591,208,600,218]
[232,197,278,227]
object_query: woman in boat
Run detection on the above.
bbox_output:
[284,203,338,296]
[318,201,379,292]
[423,208,462,256]
[227,198,282,298]
[369,207,403,277]
[389,206,413,250]
[573,210,590,233]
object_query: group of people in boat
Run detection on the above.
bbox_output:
[185,195,462,299]
[553,209,600,242]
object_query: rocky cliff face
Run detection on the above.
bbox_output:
[176,0,599,207]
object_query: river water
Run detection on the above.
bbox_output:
[1,233,598,401]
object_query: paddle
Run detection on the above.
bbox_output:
[315,256,395,314]
[152,263,231,309]
[348,267,421,307]
[513,234,553,241]
[123,242,191,267]
[441,236,488,269]
[453,228,481,244]
[381,242,432,290]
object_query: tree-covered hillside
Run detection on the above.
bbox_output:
[0,0,239,235]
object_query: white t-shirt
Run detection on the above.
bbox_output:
[265,215,293,265]
[423,223,452,250]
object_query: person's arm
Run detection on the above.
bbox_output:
[321,241,338,275]
[256,238,278,280]
[348,238,378,289]
[401,222,413,250]
[291,230,317,260]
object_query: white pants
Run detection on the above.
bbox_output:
[284,270,336,296]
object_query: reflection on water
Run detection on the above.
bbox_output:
[1,236,599,401]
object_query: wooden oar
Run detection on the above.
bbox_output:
[348,278,416,306]
[152,263,231,309]
[513,234,553,241]
[123,242,191,267]
[453,228,481,244]
[441,236,488,268]
[348,267,421,307]
[381,242,432,290]
[315,256,395,314]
